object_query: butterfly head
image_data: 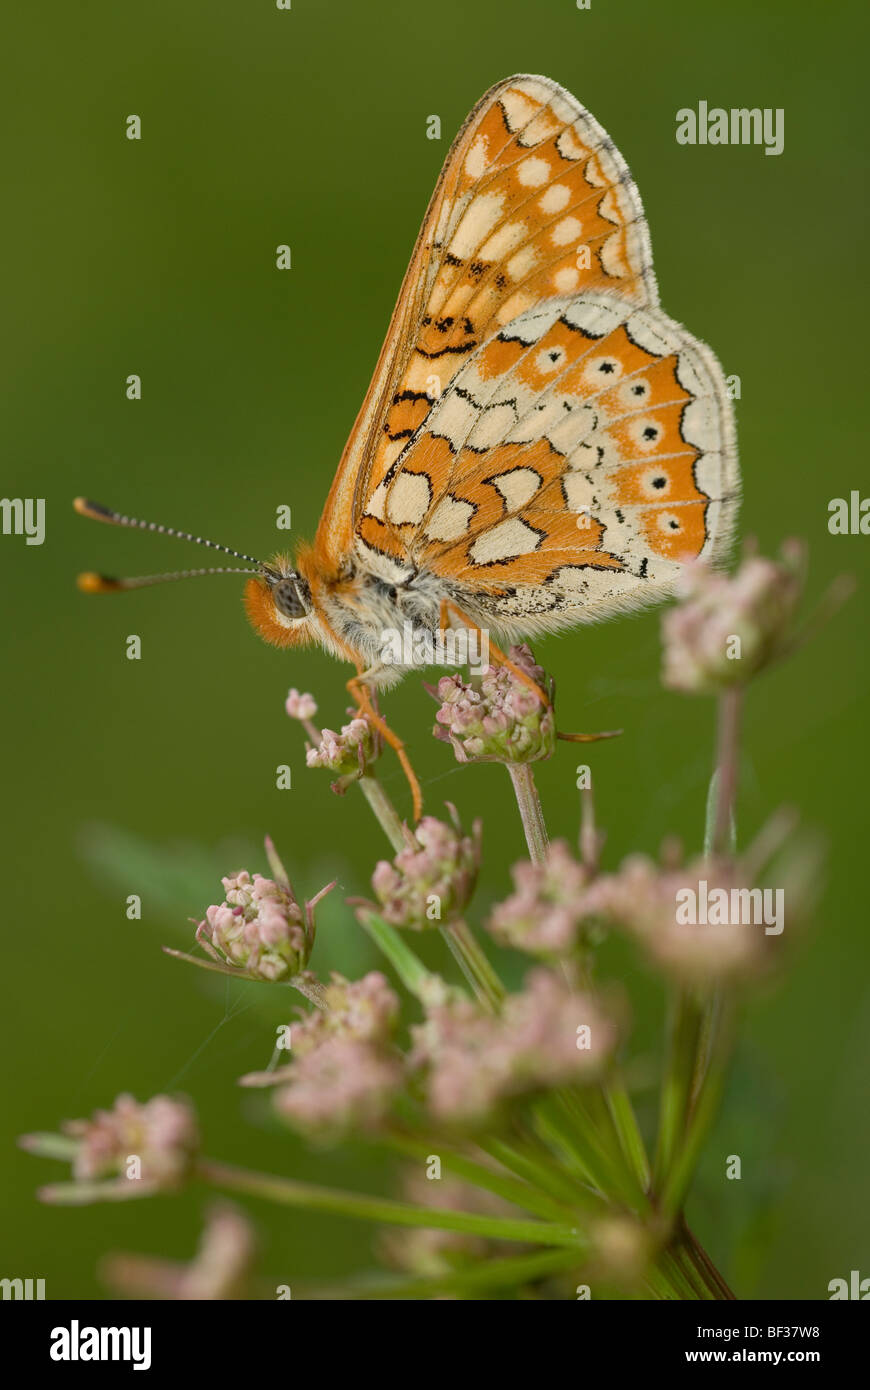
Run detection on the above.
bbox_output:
[244,558,315,649]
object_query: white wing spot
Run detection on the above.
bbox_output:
[506,245,540,281]
[499,88,541,133]
[489,467,542,510]
[556,126,586,160]
[535,345,566,374]
[425,496,475,543]
[479,221,527,261]
[517,155,551,187]
[449,192,505,259]
[464,134,488,181]
[554,266,580,292]
[365,481,388,520]
[469,516,542,564]
[387,471,431,525]
[539,183,571,214]
[551,215,584,247]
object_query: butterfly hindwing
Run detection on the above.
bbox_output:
[357,293,738,637]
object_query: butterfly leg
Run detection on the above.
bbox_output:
[346,672,424,824]
[438,599,551,707]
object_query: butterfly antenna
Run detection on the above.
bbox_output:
[73,497,273,592]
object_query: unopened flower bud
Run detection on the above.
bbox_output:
[306,715,376,778]
[198,870,309,981]
[285,688,318,721]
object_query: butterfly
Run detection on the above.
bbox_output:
[77,74,739,819]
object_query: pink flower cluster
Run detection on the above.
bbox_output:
[64,1093,198,1189]
[306,716,375,776]
[249,972,404,1142]
[197,871,309,981]
[432,644,555,763]
[411,969,617,1124]
[370,809,482,929]
[487,839,598,956]
[662,545,804,694]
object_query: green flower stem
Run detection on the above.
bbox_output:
[659,1003,734,1220]
[532,1098,635,1206]
[644,1265,681,1300]
[358,910,440,1003]
[507,762,549,864]
[509,759,652,1205]
[382,1131,576,1224]
[679,1221,737,1301]
[710,687,742,861]
[197,1159,582,1247]
[604,1073,652,1195]
[480,1133,604,1213]
[315,1246,586,1300]
[555,1087,647,1212]
[441,919,504,1012]
[654,988,705,1188]
[357,772,408,853]
[659,1246,708,1301]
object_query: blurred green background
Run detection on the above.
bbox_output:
[2,0,868,1299]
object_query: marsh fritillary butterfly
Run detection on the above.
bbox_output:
[77,75,739,818]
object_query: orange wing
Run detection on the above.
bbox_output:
[314,74,657,569]
[355,294,738,637]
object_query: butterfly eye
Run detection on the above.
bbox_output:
[273,575,311,620]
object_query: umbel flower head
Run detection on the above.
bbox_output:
[585,851,778,987]
[196,871,309,981]
[368,805,482,929]
[168,837,334,985]
[487,839,598,957]
[411,968,617,1125]
[430,644,555,764]
[661,542,805,694]
[306,714,377,779]
[241,971,405,1142]
[20,1093,199,1203]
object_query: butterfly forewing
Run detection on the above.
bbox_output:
[315,74,659,567]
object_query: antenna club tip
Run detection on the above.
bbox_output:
[74,497,113,521]
[77,571,120,593]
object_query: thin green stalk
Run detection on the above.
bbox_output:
[479,1133,604,1212]
[312,1246,585,1300]
[659,1004,734,1219]
[382,1130,576,1224]
[357,772,408,853]
[679,1221,737,1301]
[441,919,504,1011]
[197,1159,581,1247]
[658,1246,705,1301]
[654,989,705,1187]
[552,1088,646,1211]
[507,762,549,863]
[357,910,440,1003]
[604,1073,652,1195]
[709,686,742,860]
